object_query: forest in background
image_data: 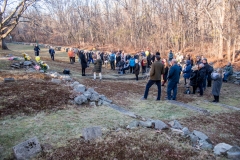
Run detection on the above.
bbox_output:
[2,0,240,62]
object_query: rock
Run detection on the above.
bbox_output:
[4,78,15,83]
[214,143,233,155]
[82,127,102,140]
[171,128,184,136]
[74,84,86,93]
[234,81,240,85]
[71,81,80,88]
[89,102,96,107]
[127,121,140,129]
[193,130,208,140]
[154,120,168,130]
[139,120,153,128]
[168,120,183,129]
[24,61,32,66]
[51,78,61,84]
[83,91,92,99]
[50,72,60,78]
[227,146,240,160]
[39,70,45,73]
[60,75,72,81]
[105,98,113,103]
[236,77,240,80]
[99,95,107,101]
[41,143,52,152]
[102,101,110,106]
[189,134,198,147]
[97,100,103,106]
[90,93,100,102]
[74,95,88,105]
[199,139,213,150]
[87,88,95,93]
[182,127,190,136]
[12,137,42,160]
[26,68,36,72]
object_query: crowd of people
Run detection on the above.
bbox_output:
[34,45,233,103]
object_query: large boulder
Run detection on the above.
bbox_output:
[227,146,240,160]
[168,120,183,129]
[13,137,42,160]
[154,120,168,130]
[193,130,208,140]
[214,143,233,155]
[90,93,100,102]
[182,127,190,136]
[82,127,102,140]
[83,91,92,99]
[74,95,88,105]
[126,121,140,129]
[74,84,86,93]
[199,139,213,150]
[71,81,80,88]
[139,120,153,128]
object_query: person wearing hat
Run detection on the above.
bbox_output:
[197,63,206,96]
[141,55,165,101]
[189,65,198,94]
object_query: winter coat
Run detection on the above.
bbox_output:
[80,53,88,69]
[163,66,169,81]
[224,65,233,75]
[183,60,192,79]
[109,53,116,62]
[68,50,75,57]
[141,59,147,67]
[49,48,55,55]
[197,67,206,83]
[190,70,198,86]
[211,72,222,96]
[34,46,40,52]
[149,61,165,80]
[167,64,180,83]
[129,58,135,67]
[93,59,102,73]
[134,63,140,75]
[116,55,121,63]
[168,52,174,61]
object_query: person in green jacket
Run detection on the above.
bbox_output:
[223,62,233,82]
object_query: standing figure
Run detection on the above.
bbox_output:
[168,50,174,63]
[93,55,103,80]
[129,56,135,73]
[34,44,40,56]
[134,59,140,81]
[197,63,206,96]
[189,65,198,94]
[211,69,223,102]
[80,51,88,76]
[141,55,165,101]
[161,59,169,86]
[68,48,75,64]
[49,46,55,61]
[109,52,116,70]
[141,57,147,74]
[167,59,180,100]
[183,60,192,85]
[223,62,233,82]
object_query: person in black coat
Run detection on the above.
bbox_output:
[34,44,40,56]
[161,59,169,86]
[197,63,206,96]
[134,59,140,81]
[189,65,198,94]
[80,51,88,76]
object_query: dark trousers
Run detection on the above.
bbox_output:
[142,66,146,74]
[144,80,161,100]
[203,76,207,90]
[192,85,197,94]
[69,57,75,63]
[110,61,115,70]
[130,66,135,73]
[122,67,129,74]
[135,74,139,81]
[82,68,86,76]
[35,51,39,56]
[167,82,178,100]
[50,54,54,61]
[207,79,212,87]
[197,82,204,95]
[88,58,94,64]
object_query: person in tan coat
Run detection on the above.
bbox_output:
[141,55,165,101]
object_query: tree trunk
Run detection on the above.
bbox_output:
[232,38,236,63]
[0,38,8,50]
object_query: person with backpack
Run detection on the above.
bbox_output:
[129,56,135,73]
[49,46,55,61]
[109,52,116,70]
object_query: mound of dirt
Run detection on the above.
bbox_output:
[0,79,71,118]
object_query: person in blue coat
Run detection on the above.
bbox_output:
[183,60,192,85]
[167,59,180,100]
[129,56,135,73]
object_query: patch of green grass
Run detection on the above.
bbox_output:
[0,106,133,159]
[189,100,231,113]
[129,100,197,120]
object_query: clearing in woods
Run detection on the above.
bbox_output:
[0,44,239,159]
